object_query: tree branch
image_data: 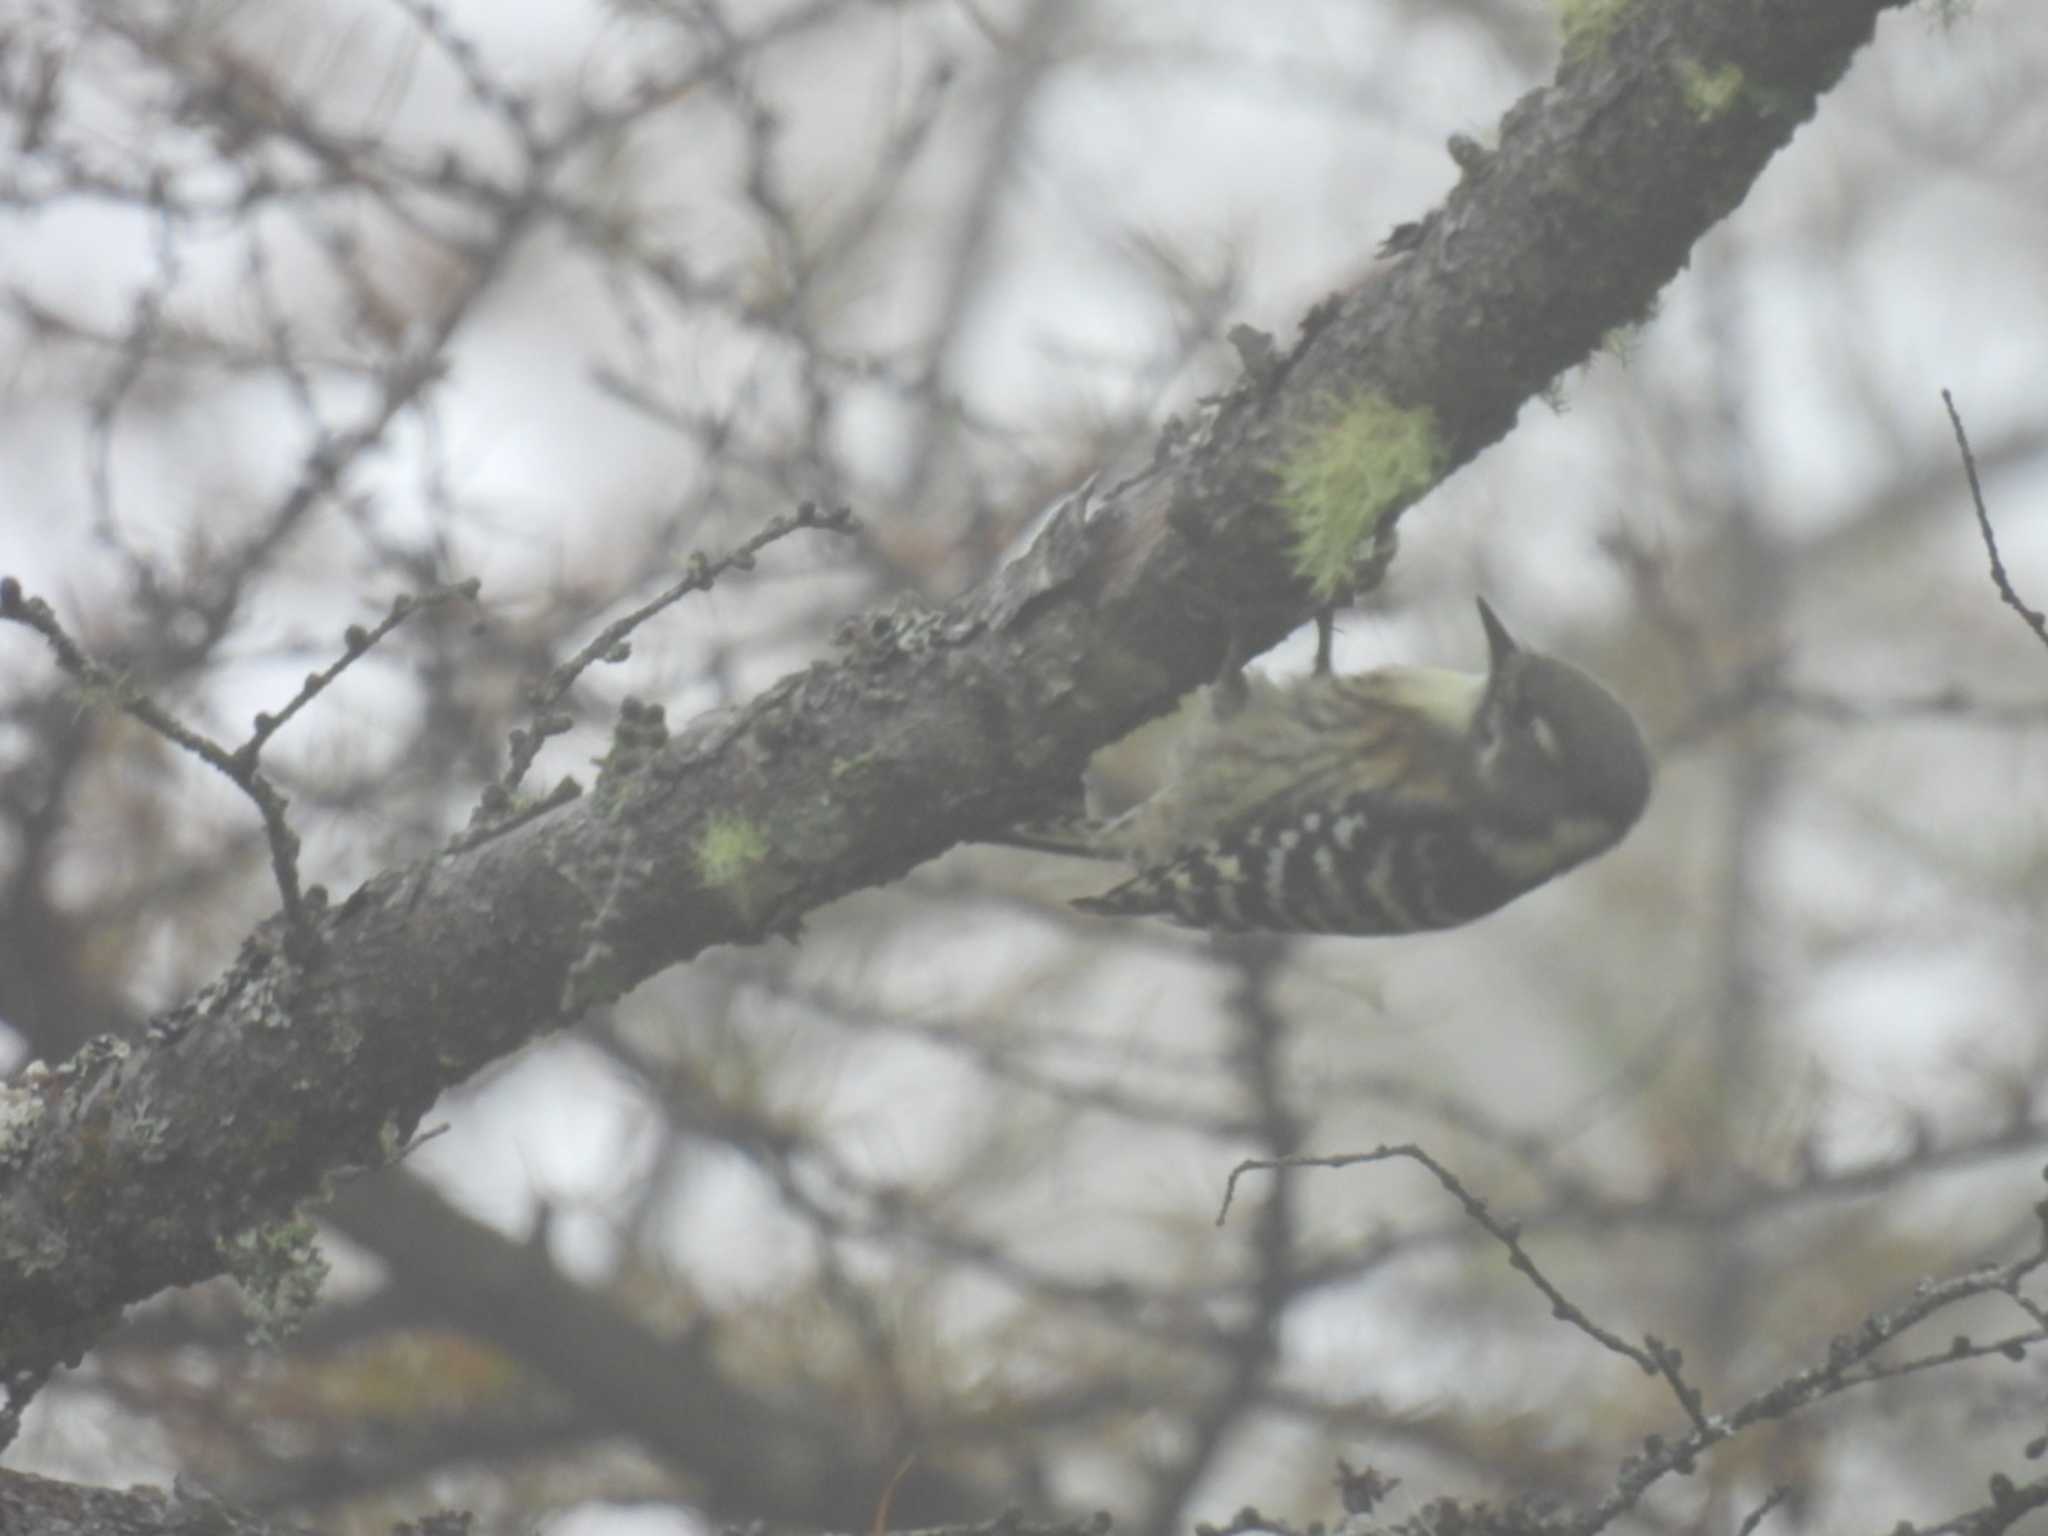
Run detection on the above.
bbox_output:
[0,0,1909,1397]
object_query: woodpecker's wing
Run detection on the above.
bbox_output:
[1074,791,1527,936]
[1107,670,1479,866]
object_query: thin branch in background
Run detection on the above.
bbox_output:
[1220,1146,2048,1533]
[1143,941,1302,1536]
[1578,1195,2048,1536]
[491,500,861,799]
[1217,1142,1705,1421]
[1915,1472,2048,1536]
[869,1452,919,1536]
[386,0,540,151]
[1945,388,2048,652]
[892,0,1076,523]
[237,585,481,770]
[1734,1483,1790,1536]
[0,575,475,956]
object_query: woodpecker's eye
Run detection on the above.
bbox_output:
[1505,689,1561,760]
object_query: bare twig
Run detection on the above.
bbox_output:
[1576,1192,2048,1535]
[496,501,859,796]
[1912,1472,2048,1536]
[1218,1143,1698,1412]
[237,583,481,771]
[1945,388,2048,652]
[0,574,475,956]
[1735,1484,1790,1536]
[1144,942,1301,1536]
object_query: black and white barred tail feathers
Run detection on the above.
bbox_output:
[1071,795,1522,933]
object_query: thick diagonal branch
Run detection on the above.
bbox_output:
[0,0,1906,1387]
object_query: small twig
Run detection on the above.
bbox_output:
[871,1452,918,1536]
[1831,1324,2048,1391]
[335,1121,453,1182]
[1734,1485,1790,1536]
[0,573,473,958]
[446,775,584,854]
[1574,1192,2048,1536]
[1644,1334,1711,1435]
[237,580,481,772]
[1945,388,2048,653]
[1219,1144,1699,1417]
[1913,1472,2048,1536]
[399,1121,451,1158]
[497,500,858,794]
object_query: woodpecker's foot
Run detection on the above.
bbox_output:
[1210,622,1252,718]
[1312,607,1336,676]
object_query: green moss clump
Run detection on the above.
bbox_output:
[1675,58,1746,121]
[695,815,768,891]
[223,1215,329,1345]
[1276,392,1441,601]
[1556,0,1632,61]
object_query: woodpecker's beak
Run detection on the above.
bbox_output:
[1476,596,1518,673]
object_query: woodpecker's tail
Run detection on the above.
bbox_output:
[1070,874,1163,916]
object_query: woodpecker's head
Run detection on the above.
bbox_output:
[1470,598,1652,836]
